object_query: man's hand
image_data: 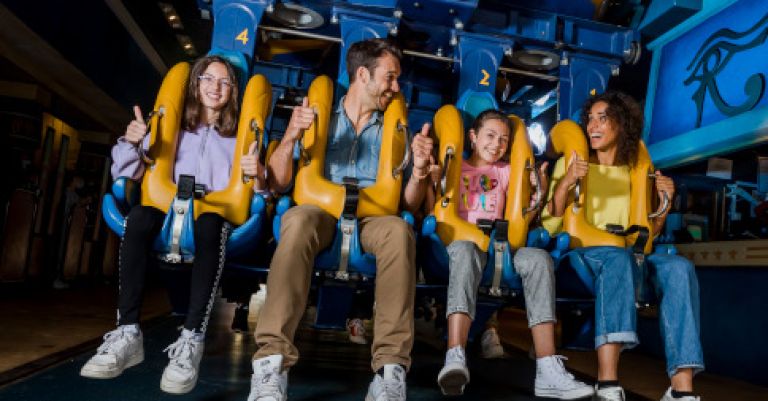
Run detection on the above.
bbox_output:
[124,105,148,145]
[284,97,315,142]
[411,123,433,177]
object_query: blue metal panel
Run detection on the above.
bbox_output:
[335,9,396,91]
[455,34,508,123]
[558,54,615,121]
[561,18,637,60]
[645,0,768,167]
[211,0,268,61]
[397,0,477,27]
[639,0,702,38]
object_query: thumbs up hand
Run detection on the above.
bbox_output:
[564,150,588,187]
[411,123,433,174]
[241,141,266,190]
[124,105,148,145]
[285,96,315,142]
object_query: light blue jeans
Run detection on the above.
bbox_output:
[646,253,705,377]
[570,246,639,349]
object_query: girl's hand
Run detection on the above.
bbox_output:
[241,142,265,187]
[564,150,588,187]
[529,161,549,207]
[285,97,315,142]
[654,170,675,209]
[124,105,148,145]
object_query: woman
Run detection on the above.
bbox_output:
[80,55,265,394]
[544,91,703,401]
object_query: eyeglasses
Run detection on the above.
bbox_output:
[198,74,234,89]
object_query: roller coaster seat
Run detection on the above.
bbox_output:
[272,75,411,281]
[545,119,673,348]
[101,63,273,264]
[418,104,549,298]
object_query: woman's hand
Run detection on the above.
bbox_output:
[241,141,266,190]
[654,170,675,211]
[124,105,148,145]
[563,150,588,187]
[529,161,549,208]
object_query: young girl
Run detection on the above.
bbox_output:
[435,110,593,399]
[544,92,703,401]
[80,55,265,394]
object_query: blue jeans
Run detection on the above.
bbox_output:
[646,253,705,377]
[571,246,639,349]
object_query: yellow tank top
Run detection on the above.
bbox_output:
[542,157,630,234]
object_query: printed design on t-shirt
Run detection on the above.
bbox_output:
[460,172,500,214]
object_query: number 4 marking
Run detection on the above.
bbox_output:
[479,69,490,86]
[236,28,249,45]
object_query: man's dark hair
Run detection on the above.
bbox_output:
[579,91,644,167]
[346,38,402,83]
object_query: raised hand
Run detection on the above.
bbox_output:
[124,105,148,145]
[411,123,433,175]
[285,97,315,142]
[564,151,588,187]
[241,141,263,178]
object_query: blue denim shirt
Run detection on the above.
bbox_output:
[323,97,383,188]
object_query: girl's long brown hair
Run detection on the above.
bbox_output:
[182,55,239,137]
[579,91,643,167]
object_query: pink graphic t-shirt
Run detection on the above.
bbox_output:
[457,160,510,224]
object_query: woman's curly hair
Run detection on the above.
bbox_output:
[579,91,644,167]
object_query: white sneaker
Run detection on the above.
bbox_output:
[248,354,288,401]
[366,364,407,401]
[594,385,626,401]
[480,327,505,359]
[347,318,367,345]
[80,325,144,379]
[160,330,205,394]
[437,346,469,396]
[660,387,700,401]
[534,355,594,399]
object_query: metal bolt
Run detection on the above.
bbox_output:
[611,65,620,76]
[389,25,399,36]
[436,47,444,57]
[393,9,403,18]
[448,8,455,14]
[449,35,458,46]
[265,3,274,13]
[504,48,513,57]
[414,2,421,8]
[330,14,339,24]
[454,18,464,30]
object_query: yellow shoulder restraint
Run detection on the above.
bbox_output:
[139,62,272,225]
[549,119,668,253]
[293,75,409,217]
[432,105,538,251]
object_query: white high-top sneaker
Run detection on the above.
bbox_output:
[437,346,470,396]
[160,330,205,394]
[594,385,626,401]
[80,325,144,379]
[366,364,407,401]
[248,354,288,401]
[534,355,594,399]
[660,387,700,401]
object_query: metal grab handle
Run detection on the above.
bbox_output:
[242,119,260,184]
[439,147,455,208]
[392,122,411,178]
[571,179,582,212]
[647,172,671,219]
[138,107,165,166]
[298,109,316,166]
[523,159,544,214]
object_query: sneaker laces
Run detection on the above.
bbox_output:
[548,355,576,382]
[163,336,198,370]
[251,370,284,398]
[96,327,132,355]
[445,347,466,365]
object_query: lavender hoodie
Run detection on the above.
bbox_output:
[111,125,236,193]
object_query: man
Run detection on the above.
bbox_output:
[247,38,433,401]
